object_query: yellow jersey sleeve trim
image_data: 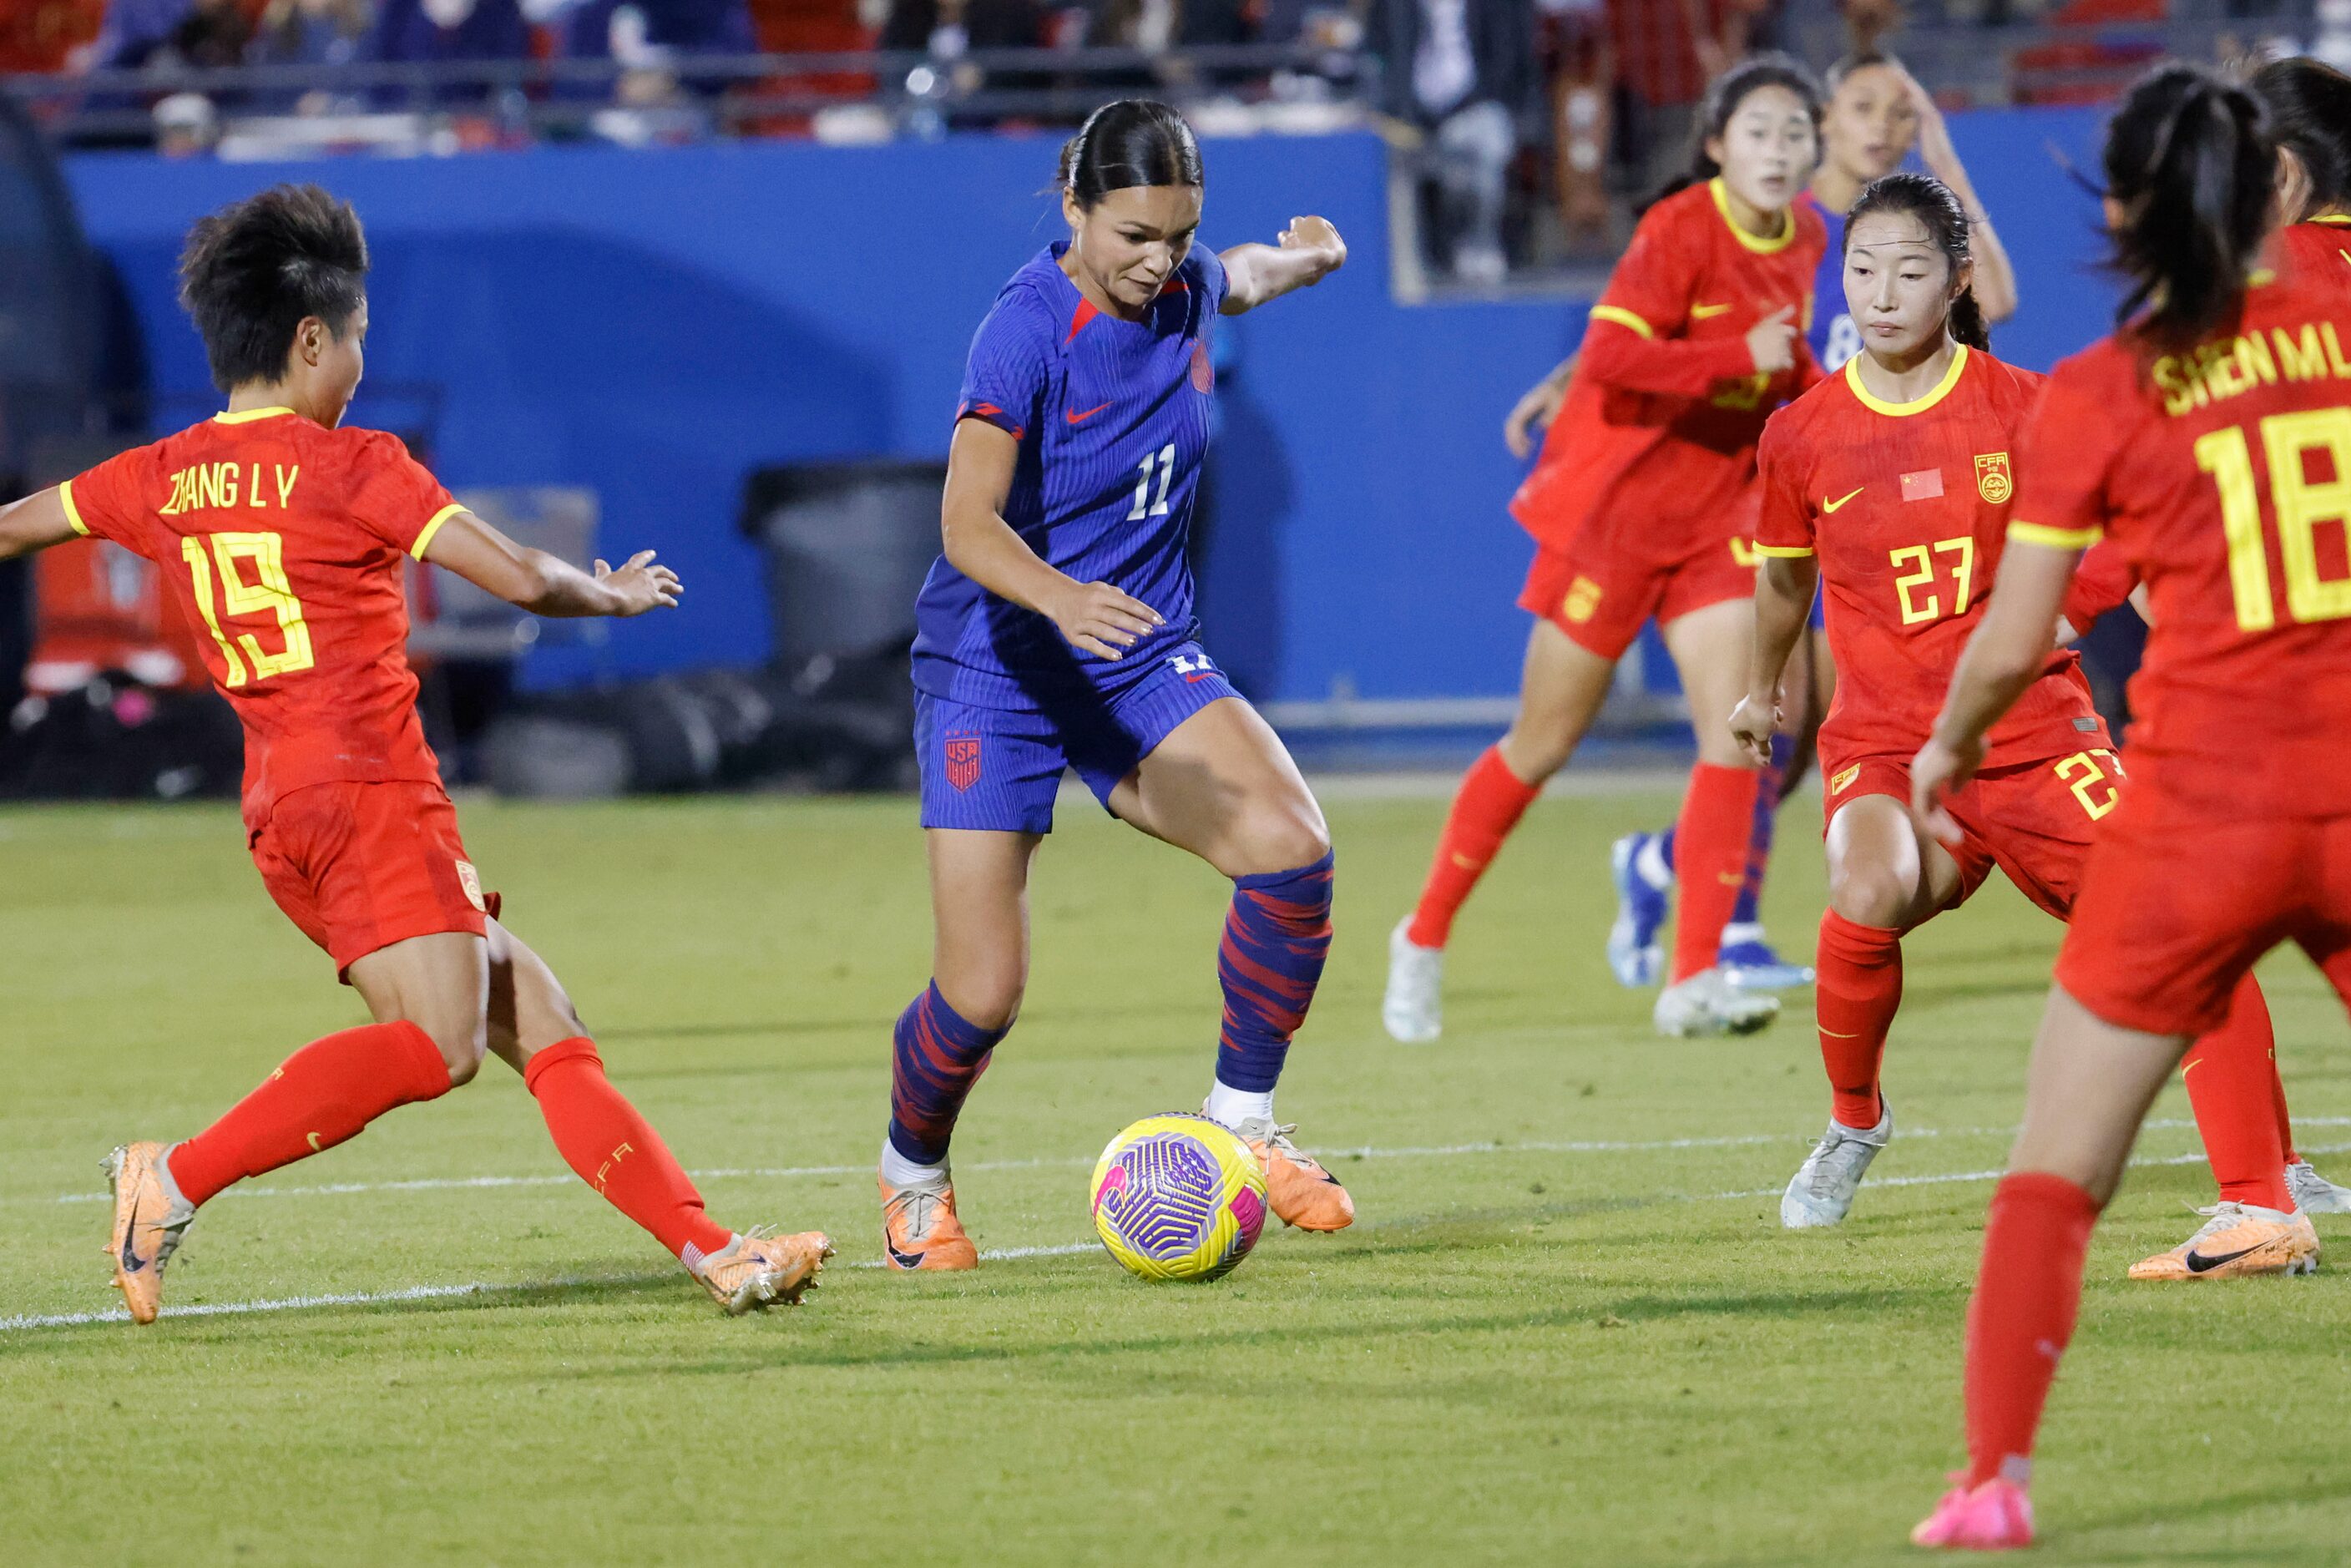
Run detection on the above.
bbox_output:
[411,503,466,561]
[58,479,89,537]
[1588,304,1654,339]
[212,405,297,425]
[1708,177,1796,255]
[2007,521,2103,550]
[1844,343,1970,417]
[1749,544,1814,559]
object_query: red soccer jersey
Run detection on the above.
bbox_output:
[61,407,463,829]
[2277,214,2351,281]
[1754,344,2103,769]
[1513,178,1827,554]
[2009,258,2351,820]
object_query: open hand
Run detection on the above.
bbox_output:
[1727,691,1780,766]
[1047,579,1163,660]
[1909,732,1986,847]
[595,550,683,616]
[1505,368,1572,460]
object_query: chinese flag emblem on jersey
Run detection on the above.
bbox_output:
[945,736,983,792]
[1975,453,2013,504]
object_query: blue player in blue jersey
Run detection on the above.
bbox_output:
[877,100,1355,1269]
[1590,51,2022,994]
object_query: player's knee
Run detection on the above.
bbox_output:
[1497,723,1571,781]
[938,967,1024,1034]
[1231,803,1329,878]
[1828,865,1909,930]
[425,1019,488,1087]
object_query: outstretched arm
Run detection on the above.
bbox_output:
[940,417,1161,661]
[0,488,83,561]
[422,510,680,619]
[1912,539,2079,839]
[1219,216,1347,315]
[1906,69,2019,322]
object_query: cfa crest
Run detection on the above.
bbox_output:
[1563,575,1604,625]
[945,736,983,792]
[1975,453,2014,504]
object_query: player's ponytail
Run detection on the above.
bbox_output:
[1057,99,1205,209]
[2101,63,2273,355]
[1648,53,1823,210]
[2250,55,2351,220]
[1845,171,1990,352]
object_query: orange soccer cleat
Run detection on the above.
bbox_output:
[1911,1477,2034,1550]
[102,1141,195,1326]
[693,1227,833,1314]
[2126,1202,2318,1281]
[879,1169,979,1271]
[1231,1115,1355,1232]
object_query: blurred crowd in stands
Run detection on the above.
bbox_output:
[0,0,2335,280]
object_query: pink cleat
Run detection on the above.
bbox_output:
[1911,1477,2034,1550]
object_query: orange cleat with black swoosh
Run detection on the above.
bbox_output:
[102,1141,195,1325]
[878,1169,979,1271]
[692,1227,834,1313]
[2126,1202,2318,1281]
[1227,1114,1355,1232]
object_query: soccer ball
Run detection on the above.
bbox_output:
[1090,1113,1269,1282]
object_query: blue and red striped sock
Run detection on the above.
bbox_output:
[1215,852,1336,1094]
[1730,734,1790,928]
[887,982,1008,1166]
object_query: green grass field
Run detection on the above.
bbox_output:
[7,784,2351,1565]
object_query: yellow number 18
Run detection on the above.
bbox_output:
[2192,407,2351,633]
[179,531,315,687]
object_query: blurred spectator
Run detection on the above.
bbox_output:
[564,0,754,53]
[253,0,377,68]
[1840,0,1898,53]
[1604,0,1750,196]
[154,86,220,148]
[1366,0,1540,285]
[0,0,104,73]
[1084,0,1254,49]
[373,0,531,95]
[879,0,1044,56]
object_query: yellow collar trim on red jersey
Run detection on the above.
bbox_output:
[1708,178,1795,255]
[1845,343,1969,417]
[214,406,296,425]
[2308,212,2351,225]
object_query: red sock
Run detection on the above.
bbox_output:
[168,1021,452,1207]
[524,1038,732,1264]
[1964,1171,2100,1488]
[1670,762,1761,982]
[1816,910,1903,1129]
[2273,1065,2302,1167]
[1406,746,1540,948]
[2180,975,2293,1211]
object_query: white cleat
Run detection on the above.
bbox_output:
[2287,1160,2351,1215]
[1781,1104,1893,1228]
[1652,967,1780,1038]
[1383,917,1443,1044]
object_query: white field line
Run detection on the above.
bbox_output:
[0,1242,1110,1332]
[13,1135,2348,1334]
[23,1113,2323,1209]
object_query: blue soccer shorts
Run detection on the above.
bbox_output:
[916,643,1241,833]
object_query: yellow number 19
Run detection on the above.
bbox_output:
[179,531,315,688]
[2193,407,2351,633]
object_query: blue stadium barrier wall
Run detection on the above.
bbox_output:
[63,105,2114,705]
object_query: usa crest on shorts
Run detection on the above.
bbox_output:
[945,735,983,792]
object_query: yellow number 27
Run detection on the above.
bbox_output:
[179,531,315,688]
[2192,407,2351,633]
[1889,536,1977,626]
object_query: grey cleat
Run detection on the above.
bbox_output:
[1781,1103,1894,1228]
[2287,1159,2351,1215]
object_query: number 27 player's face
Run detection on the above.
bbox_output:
[1843,211,1969,362]
[1063,184,1204,316]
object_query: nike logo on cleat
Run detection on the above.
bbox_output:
[119,1196,147,1274]
[2186,1243,2268,1273]
[886,1241,929,1270]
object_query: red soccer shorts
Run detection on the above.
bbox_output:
[1517,528,1758,661]
[1823,747,2127,922]
[250,780,493,978]
[2060,802,2351,1038]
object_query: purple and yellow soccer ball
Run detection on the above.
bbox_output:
[1089,1113,1269,1282]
